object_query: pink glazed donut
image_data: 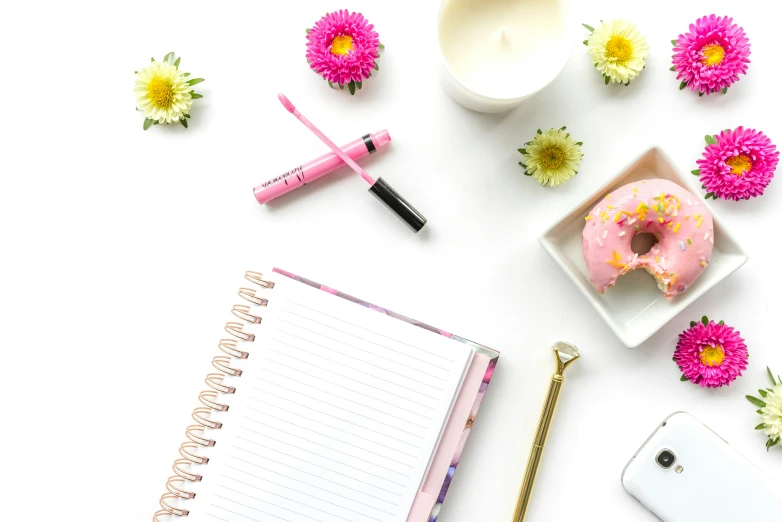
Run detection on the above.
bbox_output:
[582,179,714,299]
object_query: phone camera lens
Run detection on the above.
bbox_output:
[656,449,676,469]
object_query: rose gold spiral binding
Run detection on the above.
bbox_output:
[199,390,229,411]
[173,458,202,482]
[154,510,173,522]
[153,271,272,521]
[185,424,215,447]
[225,321,254,341]
[166,476,195,499]
[161,493,189,516]
[245,270,275,288]
[205,372,235,394]
[218,338,248,359]
[212,355,242,376]
[193,406,222,429]
[180,442,210,464]
[232,304,262,324]
[238,287,268,306]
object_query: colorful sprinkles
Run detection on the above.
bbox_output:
[591,185,711,288]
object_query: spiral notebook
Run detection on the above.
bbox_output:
[154,268,499,522]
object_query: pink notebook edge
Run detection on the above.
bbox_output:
[272,268,500,522]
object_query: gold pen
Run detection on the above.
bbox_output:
[512,342,580,522]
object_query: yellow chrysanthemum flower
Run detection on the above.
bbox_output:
[134,54,204,129]
[519,127,583,188]
[585,20,649,85]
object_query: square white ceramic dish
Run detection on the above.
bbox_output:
[539,147,749,348]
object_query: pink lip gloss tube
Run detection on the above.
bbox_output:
[253,130,391,205]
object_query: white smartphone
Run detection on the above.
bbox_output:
[622,411,782,521]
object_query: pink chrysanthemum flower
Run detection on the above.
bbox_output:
[695,127,779,201]
[306,10,381,94]
[674,317,748,388]
[672,15,750,95]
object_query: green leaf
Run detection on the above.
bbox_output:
[768,367,777,385]
[536,129,542,135]
[691,169,701,176]
[705,135,718,145]
[583,40,588,46]
[183,72,191,77]
[328,81,334,88]
[524,170,533,176]
[721,87,728,94]
[582,23,595,32]
[348,81,356,95]
[702,316,709,326]
[560,126,567,131]
[755,423,767,430]
[759,389,768,398]
[575,142,583,146]
[143,118,153,130]
[187,78,205,86]
[699,91,704,97]
[339,83,344,90]
[605,75,610,85]
[766,438,779,451]
[306,28,311,35]
[153,120,159,125]
[719,320,724,325]
[679,81,687,90]
[184,113,190,118]
[705,192,715,199]
[356,81,362,90]
[190,93,203,99]
[180,118,188,128]
[151,56,155,62]
[174,57,181,69]
[680,375,689,381]
[163,51,174,62]
[378,43,385,50]
[747,395,767,408]
[671,39,678,46]
[670,66,676,71]
[374,61,379,71]
[518,148,527,154]
[690,321,697,327]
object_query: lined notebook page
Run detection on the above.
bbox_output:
[186,274,473,522]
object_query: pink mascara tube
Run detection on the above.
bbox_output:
[253,130,391,205]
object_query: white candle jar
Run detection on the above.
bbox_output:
[438,0,575,113]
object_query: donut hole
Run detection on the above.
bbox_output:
[631,233,659,255]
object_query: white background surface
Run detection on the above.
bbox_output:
[1,1,780,521]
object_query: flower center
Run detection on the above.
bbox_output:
[330,35,354,56]
[726,154,752,176]
[701,43,725,67]
[540,146,565,170]
[700,345,725,367]
[147,77,175,109]
[605,35,633,65]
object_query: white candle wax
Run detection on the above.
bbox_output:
[438,0,573,112]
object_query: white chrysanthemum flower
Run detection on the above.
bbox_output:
[519,128,583,187]
[761,383,782,443]
[586,20,649,84]
[134,59,193,126]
